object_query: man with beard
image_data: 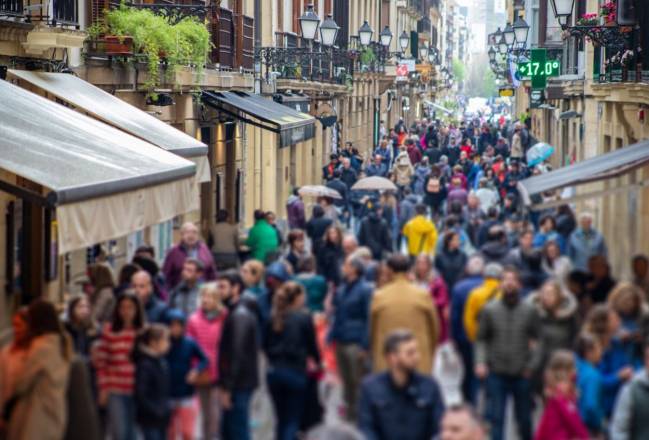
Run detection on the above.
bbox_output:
[475,267,540,440]
[216,271,259,440]
[359,329,444,440]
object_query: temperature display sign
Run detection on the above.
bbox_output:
[517,60,560,77]
[516,49,561,89]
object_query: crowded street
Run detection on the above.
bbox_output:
[2,0,649,440]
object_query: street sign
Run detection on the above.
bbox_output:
[517,48,561,89]
[499,87,515,97]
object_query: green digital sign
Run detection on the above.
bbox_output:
[516,49,561,89]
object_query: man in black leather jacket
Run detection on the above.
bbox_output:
[216,271,259,440]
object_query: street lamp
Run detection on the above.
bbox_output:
[497,34,508,55]
[550,0,575,24]
[299,4,320,41]
[490,27,502,46]
[379,25,393,47]
[319,14,339,46]
[428,48,437,64]
[358,20,374,46]
[399,31,410,52]
[513,16,530,49]
[419,43,428,61]
[488,46,497,62]
[503,22,515,47]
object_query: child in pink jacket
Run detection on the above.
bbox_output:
[534,350,589,440]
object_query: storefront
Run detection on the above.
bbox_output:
[0,80,200,326]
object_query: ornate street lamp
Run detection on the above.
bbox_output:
[503,22,515,47]
[428,48,437,64]
[319,14,339,46]
[497,34,508,55]
[491,27,502,46]
[299,4,320,41]
[380,25,393,47]
[549,0,575,24]
[399,30,410,52]
[358,20,374,46]
[488,46,496,62]
[419,43,428,61]
[513,16,530,49]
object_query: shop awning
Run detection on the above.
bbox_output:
[8,70,210,182]
[518,139,649,209]
[202,90,316,148]
[0,79,199,254]
[424,100,453,115]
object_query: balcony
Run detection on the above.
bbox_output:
[1,0,23,17]
[262,32,353,84]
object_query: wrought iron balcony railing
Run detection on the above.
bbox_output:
[0,0,23,17]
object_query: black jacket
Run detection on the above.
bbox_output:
[263,310,320,372]
[435,248,468,290]
[134,349,171,428]
[306,217,333,253]
[317,242,343,285]
[359,372,445,440]
[358,215,393,260]
[218,298,260,391]
[326,178,348,207]
[341,167,358,189]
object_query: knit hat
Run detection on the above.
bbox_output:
[483,263,504,280]
[165,308,186,325]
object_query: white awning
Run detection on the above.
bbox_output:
[8,70,211,182]
[0,79,199,254]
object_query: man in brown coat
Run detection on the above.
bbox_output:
[370,254,440,374]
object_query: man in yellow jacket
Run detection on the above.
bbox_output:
[463,263,503,342]
[402,204,438,257]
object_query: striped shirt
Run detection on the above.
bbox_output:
[94,324,137,395]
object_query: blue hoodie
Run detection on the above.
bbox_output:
[576,356,604,432]
[165,309,209,399]
[598,337,642,416]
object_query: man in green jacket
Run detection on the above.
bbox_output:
[245,210,279,263]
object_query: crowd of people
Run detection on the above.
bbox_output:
[1,115,649,440]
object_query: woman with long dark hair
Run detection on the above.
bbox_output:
[317,226,344,287]
[64,294,100,358]
[264,282,321,440]
[93,293,145,440]
[3,300,72,439]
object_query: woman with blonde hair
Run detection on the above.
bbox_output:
[264,282,321,440]
[186,282,228,440]
[241,259,267,299]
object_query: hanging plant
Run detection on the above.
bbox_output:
[104,5,211,93]
[577,13,599,26]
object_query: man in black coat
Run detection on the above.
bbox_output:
[359,329,445,440]
[358,205,392,260]
[217,271,259,440]
[327,169,349,208]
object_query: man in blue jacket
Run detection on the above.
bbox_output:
[450,255,485,404]
[359,329,445,440]
[329,256,374,422]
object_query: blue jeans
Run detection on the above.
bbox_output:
[107,393,136,440]
[457,341,478,405]
[221,389,253,440]
[141,426,166,440]
[485,374,532,440]
[267,367,308,440]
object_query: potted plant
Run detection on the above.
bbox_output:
[577,13,598,26]
[600,1,617,25]
[104,6,211,93]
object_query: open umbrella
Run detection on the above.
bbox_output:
[526,142,555,167]
[298,185,342,199]
[351,176,398,192]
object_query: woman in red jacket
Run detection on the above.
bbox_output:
[534,350,589,440]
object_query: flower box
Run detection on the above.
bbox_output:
[104,35,133,55]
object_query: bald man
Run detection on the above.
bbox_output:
[163,222,217,290]
[132,270,168,323]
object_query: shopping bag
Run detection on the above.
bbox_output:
[433,342,464,406]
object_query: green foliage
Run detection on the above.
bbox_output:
[105,5,211,93]
[85,22,106,41]
[452,58,465,84]
[360,47,376,67]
